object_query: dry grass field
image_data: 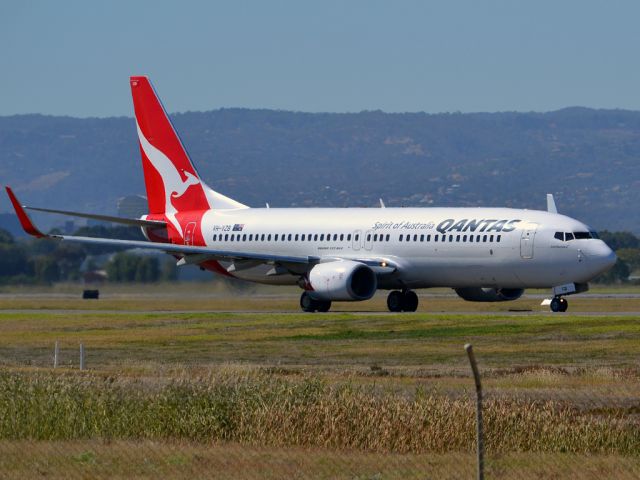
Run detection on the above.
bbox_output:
[0,284,639,478]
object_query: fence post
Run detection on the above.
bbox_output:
[79,343,85,371]
[53,341,59,368]
[465,343,484,480]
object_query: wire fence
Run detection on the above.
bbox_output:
[0,343,639,479]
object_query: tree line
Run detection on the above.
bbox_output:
[0,226,176,285]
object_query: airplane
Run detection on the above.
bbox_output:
[4,76,617,313]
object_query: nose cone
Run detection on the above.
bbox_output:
[588,242,617,276]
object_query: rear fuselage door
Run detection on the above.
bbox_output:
[184,222,197,246]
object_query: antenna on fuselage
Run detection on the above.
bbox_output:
[379,198,386,208]
[265,203,270,208]
[546,194,558,214]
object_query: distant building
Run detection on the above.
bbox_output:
[117,195,148,219]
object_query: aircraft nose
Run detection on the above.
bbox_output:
[589,242,617,275]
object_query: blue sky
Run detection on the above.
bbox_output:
[2,0,639,117]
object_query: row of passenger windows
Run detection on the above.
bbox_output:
[213,233,355,242]
[554,231,599,242]
[212,232,502,244]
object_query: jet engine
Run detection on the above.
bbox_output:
[308,260,377,301]
[454,287,524,302]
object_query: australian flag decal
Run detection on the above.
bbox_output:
[232,224,244,232]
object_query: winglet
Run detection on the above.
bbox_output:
[546,194,558,214]
[5,187,46,238]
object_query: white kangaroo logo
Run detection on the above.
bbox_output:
[136,123,203,236]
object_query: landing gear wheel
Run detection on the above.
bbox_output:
[387,291,403,312]
[300,292,318,312]
[402,290,419,312]
[550,297,568,313]
[558,297,568,312]
[317,300,332,312]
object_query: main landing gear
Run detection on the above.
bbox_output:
[300,291,331,313]
[549,296,568,313]
[387,290,419,312]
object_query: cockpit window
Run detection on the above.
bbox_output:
[590,231,599,239]
[574,232,591,240]
[554,231,598,241]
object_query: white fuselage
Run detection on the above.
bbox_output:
[195,207,616,290]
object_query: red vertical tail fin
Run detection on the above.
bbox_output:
[130,76,246,215]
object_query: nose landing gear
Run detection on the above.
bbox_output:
[387,290,419,312]
[550,296,568,312]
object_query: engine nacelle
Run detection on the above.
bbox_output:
[454,287,524,302]
[308,260,377,301]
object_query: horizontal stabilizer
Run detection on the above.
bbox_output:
[25,206,166,228]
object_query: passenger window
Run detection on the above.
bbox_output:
[333,234,337,241]
[347,234,352,241]
[275,234,279,241]
[386,234,390,241]
[427,235,431,242]
[314,234,318,241]
[456,235,460,242]
[294,234,298,241]
[261,234,265,241]
[463,235,467,242]
[449,235,453,242]
[355,234,359,241]
[469,235,473,243]
[483,235,487,242]
[301,234,305,241]
[489,235,493,242]
[340,234,344,241]
[373,234,378,241]
[241,234,246,241]
[268,234,272,241]
[288,234,292,241]
[366,234,371,241]
[413,234,418,241]
[497,235,501,243]
[399,234,403,241]
[420,234,424,242]
[249,234,253,241]
[213,234,217,241]
[320,234,325,241]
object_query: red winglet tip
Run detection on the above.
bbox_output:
[4,187,46,238]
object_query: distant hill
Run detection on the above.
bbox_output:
[0,108,639,233]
